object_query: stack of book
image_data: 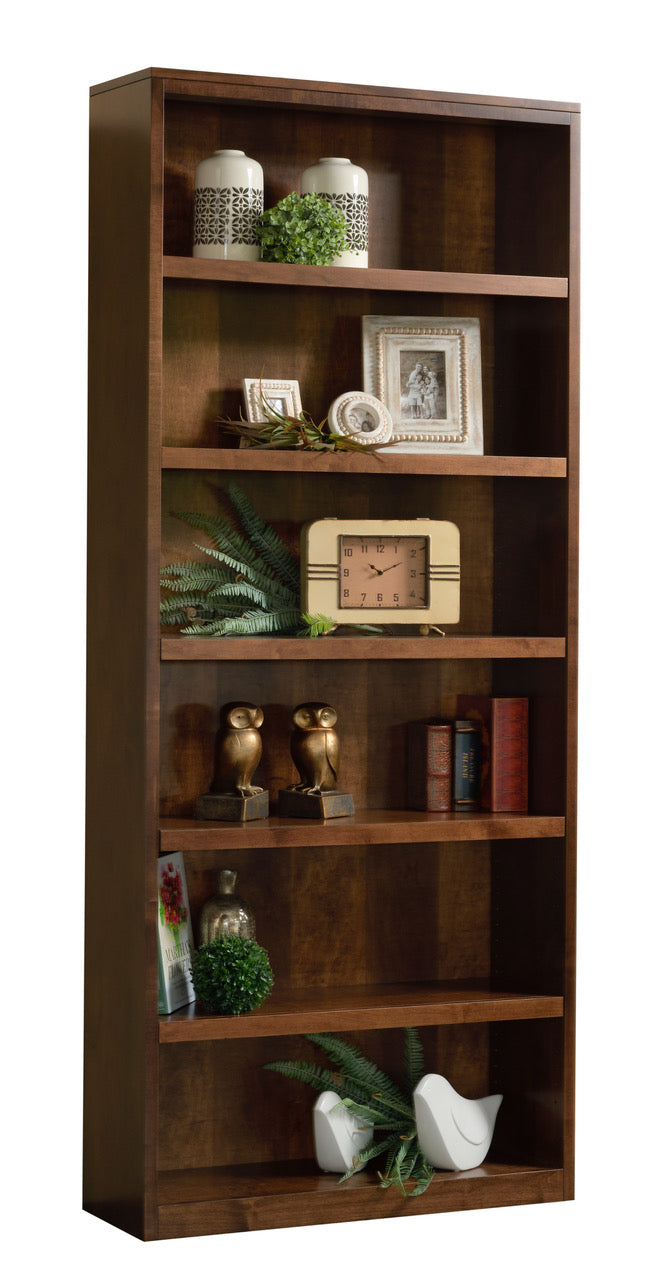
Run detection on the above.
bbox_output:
[407,696,529,813]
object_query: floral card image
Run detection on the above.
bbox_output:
[157,852,195,1014]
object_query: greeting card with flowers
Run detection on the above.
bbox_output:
[157,852,195,1014]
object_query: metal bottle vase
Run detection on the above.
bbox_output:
[300,157,369,267]
[193,148,264,261]
[199,869,256,942]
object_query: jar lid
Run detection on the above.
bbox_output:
[318,157,351,164]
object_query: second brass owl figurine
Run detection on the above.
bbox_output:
[289,702,339,793]
[212,702,264,797]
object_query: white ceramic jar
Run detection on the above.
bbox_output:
[193,148,264,260]
[300,157,369,267]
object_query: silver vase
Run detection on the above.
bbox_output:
[199,868,256,942]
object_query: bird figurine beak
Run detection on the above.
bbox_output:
[413,1074,502,1172]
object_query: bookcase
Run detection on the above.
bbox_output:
[85,68,579,1241]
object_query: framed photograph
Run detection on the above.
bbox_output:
[242,377,302,423]
[362,316,483,454]
[327,390,393,445]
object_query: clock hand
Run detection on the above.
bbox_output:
[368,562,402,576]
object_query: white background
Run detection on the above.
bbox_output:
[4,2,649,1274]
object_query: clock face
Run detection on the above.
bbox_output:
[339,535,429,609]
[301,518,460,626]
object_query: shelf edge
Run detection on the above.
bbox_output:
[163,256,568,298]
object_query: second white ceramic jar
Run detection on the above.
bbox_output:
[193,148,264,260]
[300,157,368,267]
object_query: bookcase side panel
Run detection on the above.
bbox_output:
[85,74,162,1240]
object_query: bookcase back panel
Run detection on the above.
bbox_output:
[158,1024,491,1171]
[491,838,566,994]
[161,474,567,659]
[163,93,570,277]
[161,281,496,452]
[181,841,492,994]
[159,657,494,813]
[489,1018,565,1167]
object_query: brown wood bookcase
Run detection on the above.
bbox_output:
[84,68,579,1241]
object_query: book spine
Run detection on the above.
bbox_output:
[453,719,481,810]
[407,721,452,811]
[490,698,529,811]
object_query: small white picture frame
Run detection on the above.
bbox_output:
[242,378,302,423]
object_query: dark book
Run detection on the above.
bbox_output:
[453,718,482,809]
[456,696,529,811]
[407,720,453,811]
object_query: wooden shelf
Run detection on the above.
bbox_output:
[160,634,566,662]
[160,810,565,851]
[161,445,568,478]
[163,255,569,298]
[159,980,563,1042]
[157,1159,564,1237]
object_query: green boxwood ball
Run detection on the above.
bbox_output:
[260,192,348,266]
[191,934,274,1015]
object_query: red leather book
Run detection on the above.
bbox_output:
[407,720,453,811]
[456,696,529,811]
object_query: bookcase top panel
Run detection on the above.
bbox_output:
[90,67,580,117]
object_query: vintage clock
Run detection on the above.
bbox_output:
[301,518,460,626]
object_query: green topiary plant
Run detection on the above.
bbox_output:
[260,192,348,265]
[191,934,274,1015]
[265,1029,434,1196]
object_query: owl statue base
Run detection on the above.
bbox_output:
[195,791,270,822]
[277,788,355,819]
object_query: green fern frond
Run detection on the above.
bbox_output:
[298,613,338,637]
[207,581,297,611]
[337,1134,397,1181]
[180,607,303,637]
[172,510,257,568]
[263,1060,342,1095]
[403,1027,425,1094]
[305,1032,410,1111]
[192,544,299,606]
[227,481,300,592]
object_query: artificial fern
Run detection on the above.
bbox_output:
[161,484,382,638]
[160,482,306,637]
[264,1028,434,1197]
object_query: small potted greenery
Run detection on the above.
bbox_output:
[191,935,274,1015]
[260,191,348,265]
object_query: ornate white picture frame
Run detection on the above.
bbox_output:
[242,378,302,423]
[327,390,393,445]
[362,316,483,454]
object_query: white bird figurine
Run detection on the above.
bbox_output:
[413,1074,502,1172]
[313,1090,373,1174]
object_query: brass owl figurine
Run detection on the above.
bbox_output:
[289,702,339,793]
[212,702,264,797]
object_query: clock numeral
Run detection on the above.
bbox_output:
[343,548,353,558]
[343,589,350,598]
[343,568,349,577]
[393,593,399,602]
[361,592,367,602]
[376,543,384,553]
[377,592,383,602]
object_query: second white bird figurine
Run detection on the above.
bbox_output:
[313,1090,373,1174]
[413,1074,502,1172]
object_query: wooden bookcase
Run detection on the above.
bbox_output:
[85,68,579,1241]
